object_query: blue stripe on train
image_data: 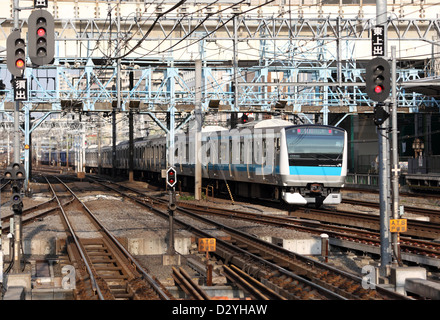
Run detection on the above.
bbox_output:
[181,163,280,174]
[178,164,341,176]
[289,166,342,176]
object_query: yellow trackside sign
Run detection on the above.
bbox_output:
[198,238,216,252]
[390,219,407,233]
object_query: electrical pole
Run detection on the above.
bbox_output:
[112,1,121,179]
[376,0,392,277]
[12,0,23,274]
[194,60,202,200]
[390,46,402,265]
[128,71,134,182]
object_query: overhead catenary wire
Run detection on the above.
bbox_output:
[50,0,440,110]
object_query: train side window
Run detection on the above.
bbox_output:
[262,138,267,159]
[206,146,210,160]
[276,138,280,151]
[229,140,233,164]
[232,136,240,164]
[221,142,227,163]
[243,139,249,164]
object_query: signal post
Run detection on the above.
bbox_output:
[4,164,26,274]
[163,167,180,266]
[6,0,27,279]
[4,0,54,284]
[367,12,393,277]
[367,6,403,277]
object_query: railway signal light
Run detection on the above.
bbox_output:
[10,181,23,212]
[4,163,25,211]
[166,167,177,188]
[365,57,390,102]
[4,163,26,181]
[28,10,55,66]
[373,104,390,126]
[241,114,249,124]
[11,185,22,206]
[7,31,26,77]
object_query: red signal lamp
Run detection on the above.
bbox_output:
[374,85,383,94]
[37,27,46,37]
[16,59,25,69]
[166,167,177,187]
[168,171,175,183]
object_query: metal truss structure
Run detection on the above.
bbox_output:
[0,2,439,124]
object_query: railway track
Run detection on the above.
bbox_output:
[44,175,171,300]
[176,199,440,264]
[343,198,440,223]
[223,264,287,300]
[87,176,409,300]
[172,267,211,300]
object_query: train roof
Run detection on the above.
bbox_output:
[202,125,228,132]
[238,118,293,129]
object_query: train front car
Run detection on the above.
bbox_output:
[280,125,347,207]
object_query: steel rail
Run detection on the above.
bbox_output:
[223,264,287,300]
[343,198,440,222]
[178,200,440,262]
[53,176,171,300]
[172,267,210,300]
[89,178,351,300]
[44,176,105,300]
[92,178,412,300]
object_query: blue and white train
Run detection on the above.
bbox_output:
[85,119,347,206]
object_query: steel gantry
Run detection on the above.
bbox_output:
[0,1,438,118]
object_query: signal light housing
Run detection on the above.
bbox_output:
[365,57,391,103]
[28,10,55,66]
[4,163,26,181]
[373,104,390,126]
[6,31,26,77]
[11,189,22,205]
[166,167,177,188]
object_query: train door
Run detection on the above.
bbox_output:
[228,139,233,177]
[243,133,252,180]
[230,131,240,179]
[274,135,281,184]
[147,143,151,170]
[254,132,264,180]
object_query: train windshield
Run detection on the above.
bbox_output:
[285,126,345,166]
